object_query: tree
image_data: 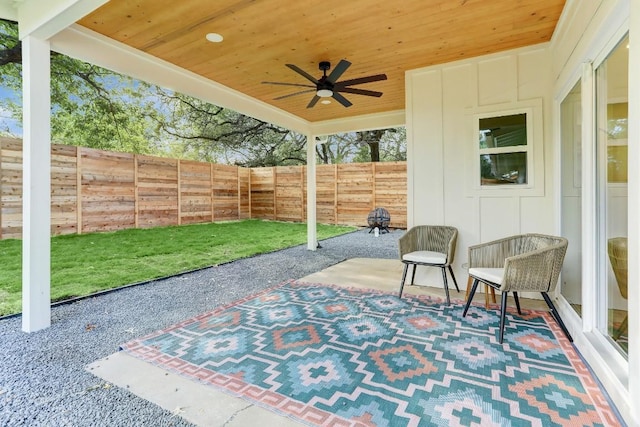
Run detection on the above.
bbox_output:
[318,134,353,164]
[150,91,306,166]
[1,19,161,154]
[319,128,406,164]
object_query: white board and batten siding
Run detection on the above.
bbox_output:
[405,44,554,289]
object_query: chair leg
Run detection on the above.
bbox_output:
[464,276,473,300]
[498,291,508,344]
[462,278,480,317]
[513,292,522,315]
[489,287,497,304]
[441,267,450,305]
[447,265,460,292]
[410,264,417,285]
[541,292,573,342]
[399,264,409,298]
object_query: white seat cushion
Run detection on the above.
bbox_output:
[402,250,446,265]
[468,267,504,285]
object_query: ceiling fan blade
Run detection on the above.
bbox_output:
[337,87,383,97]
[273,89,316,100]
[332,92,352,108]
[307,95,321,108]
[335,74,387,87]
[326,59,351,84]
[286,64,319,84]
[262,81,315,88]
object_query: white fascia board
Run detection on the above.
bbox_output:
[17,0,108,40]
[548,0,578,49]
[0,0,18,21]
[310,109,405,136]
[50,25,311,134]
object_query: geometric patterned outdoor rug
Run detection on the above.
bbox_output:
[121,280,623,427]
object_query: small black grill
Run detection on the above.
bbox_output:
[367,207,391,234]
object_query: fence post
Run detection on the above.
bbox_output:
[177,160,182,225]
[210,163,215,223]
[248,168,252,219]
[76,146,82,234]
[134,154,139,228]
[300,165,304,222]
[236,166,241,220]
[334,164,338,225]
[372,162,377,210]
[272,166,277,220]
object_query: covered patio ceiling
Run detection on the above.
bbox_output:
[74,0,567,124]
[1,0,569,332]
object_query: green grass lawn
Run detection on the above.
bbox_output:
[0,220,356,316]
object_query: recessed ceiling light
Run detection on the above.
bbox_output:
[321,99,331,105]
[206,33,224,43]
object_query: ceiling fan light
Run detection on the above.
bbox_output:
[320,99,331,105]
[317,89,333,98]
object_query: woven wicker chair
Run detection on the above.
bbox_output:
[461,233,571,343]
[398,225,459,305]
[608,237,628,340]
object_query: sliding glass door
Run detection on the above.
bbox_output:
[595,36,629,355]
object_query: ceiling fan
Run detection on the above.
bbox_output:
[262,59,387,108]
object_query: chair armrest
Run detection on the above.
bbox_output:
[468,235,520,269]
[398,227,417,259]
[501,245,560,292]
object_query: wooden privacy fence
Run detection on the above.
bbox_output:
[0,138,406,239]
[251,162,407,229]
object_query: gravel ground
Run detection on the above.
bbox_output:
[0,227,400,427]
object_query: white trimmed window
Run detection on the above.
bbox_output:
[468,99,543,196]
[478,112,530,186]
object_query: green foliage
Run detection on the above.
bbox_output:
[0,220,356,316]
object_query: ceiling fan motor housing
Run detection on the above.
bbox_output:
[262,59,386,108]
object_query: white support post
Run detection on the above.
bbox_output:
[306,134,317,251]
[22,35,51,332]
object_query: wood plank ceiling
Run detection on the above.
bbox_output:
[78,0,566,123]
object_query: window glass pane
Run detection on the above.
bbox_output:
[607,103,628,140]
[479,114,527,149]
[596,35,628,356]
[560,80,582,318]
[608,145,628,183]
[480,152,527,185]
